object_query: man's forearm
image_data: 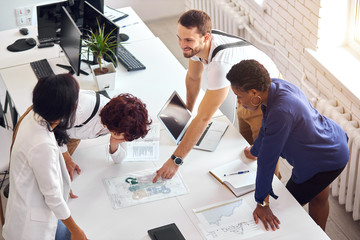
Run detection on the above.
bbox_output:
[173,116,210,159]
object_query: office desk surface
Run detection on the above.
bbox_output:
[68,117,330,240]
[0,6,154,70]
[112,6,155,43]
[0,37,188,117]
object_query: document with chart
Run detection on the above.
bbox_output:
[193,198,264,240]
[103,168,188,209]
[124,123,160,161]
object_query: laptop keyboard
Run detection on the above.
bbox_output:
[116,45,146,71]
[30,59,55,80]
[196,122,213,146]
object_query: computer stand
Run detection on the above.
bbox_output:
[56,64,89,76]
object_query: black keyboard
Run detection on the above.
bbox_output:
[30,59,55,80]
[38,37,60,44]
[116,45,146,71]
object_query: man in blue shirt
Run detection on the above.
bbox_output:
[226,59,349,231]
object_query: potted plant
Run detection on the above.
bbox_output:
[82,20,119,90]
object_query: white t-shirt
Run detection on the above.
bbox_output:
[191,30,279,90]
[60,90,126,163]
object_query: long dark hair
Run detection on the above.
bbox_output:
[32,73,79,145]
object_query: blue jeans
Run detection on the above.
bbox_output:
[55,220,71,240]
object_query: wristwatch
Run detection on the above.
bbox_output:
[171,154,183,166]
[258,201,269,207]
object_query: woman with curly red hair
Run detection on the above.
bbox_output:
[100,93,152,160]
[61,90,151,183]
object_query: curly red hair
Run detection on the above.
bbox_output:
[100,94,152,141]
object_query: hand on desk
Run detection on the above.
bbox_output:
[244,146,257,160]
[64,151,81,181]
[153,158,179,183]
[69,189,78,199]
[253,204,280,231]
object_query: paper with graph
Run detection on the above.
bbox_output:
[124,123,160,161]
[103,168,188,209]
[193,198,264,240]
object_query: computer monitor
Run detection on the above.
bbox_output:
[83,1,119,63]
[37,1,67,42]
[58,6,83,76]
[67,0,104,27]
[36,0,104,43]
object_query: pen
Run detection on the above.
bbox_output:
[120,22,139,28]
[223,170,250,176]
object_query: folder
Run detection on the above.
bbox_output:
[209,158,256,197]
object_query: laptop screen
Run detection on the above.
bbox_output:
[158,91,192,141]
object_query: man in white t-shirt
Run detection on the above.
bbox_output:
[153,9,279,182]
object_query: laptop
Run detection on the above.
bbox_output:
[158,91,229,152]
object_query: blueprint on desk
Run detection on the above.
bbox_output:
[103,168,188,209]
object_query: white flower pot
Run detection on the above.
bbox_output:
[91,62,116,90]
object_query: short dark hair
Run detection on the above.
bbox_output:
[100,93,152,141]
[32,73,79,145]
[226,59,271,92]
[178,9,212,36]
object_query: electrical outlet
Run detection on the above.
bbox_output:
[15,6,33,27]
[24,7,32,15]
[16,16,27,26]
[15,8,25,17]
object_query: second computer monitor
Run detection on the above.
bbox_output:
[83,0,119,62]
[60,7,82,76]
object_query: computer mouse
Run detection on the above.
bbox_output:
[25,38,37,47]
[119,33,129,42]
[19,28,29,35]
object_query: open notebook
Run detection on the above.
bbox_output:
[210,156,257,197]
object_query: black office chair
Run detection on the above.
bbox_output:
[4,91,18,130]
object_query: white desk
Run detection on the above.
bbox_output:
[69,118,329,240]
[0,7,330,240]
[0,6,154,70]
[109,6,155,43]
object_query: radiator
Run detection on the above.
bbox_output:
[185,0,246,36]
[315,99,360,221]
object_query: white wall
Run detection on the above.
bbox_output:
[0,0,185,31]
[0,0,45,31]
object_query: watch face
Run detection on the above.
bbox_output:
[174,157,182,165]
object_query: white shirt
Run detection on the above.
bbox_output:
[3,111,71,240]
[61,90,126,163]
[191,31,279,90]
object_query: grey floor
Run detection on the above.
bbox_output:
[0,16,359,240]
[145,16,360,240]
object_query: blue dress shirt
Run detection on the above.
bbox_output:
[251,79,349,204]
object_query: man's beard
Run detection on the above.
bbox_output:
[182,47,201,58]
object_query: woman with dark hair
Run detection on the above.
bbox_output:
[226,59,349,231]
[61,91,151,181]
[3,74,87,240]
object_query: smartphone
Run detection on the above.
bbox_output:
[148,223,186,240]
